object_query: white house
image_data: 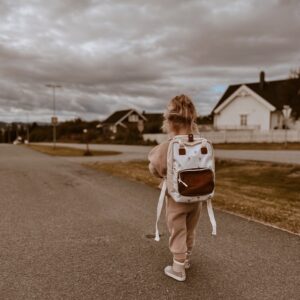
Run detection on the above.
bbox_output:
[212,72,300,131]
[102,109,147,138]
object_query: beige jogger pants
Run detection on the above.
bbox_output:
[166,195,202,261]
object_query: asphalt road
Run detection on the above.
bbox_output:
[0,144,299,300]
[35,142,300,164]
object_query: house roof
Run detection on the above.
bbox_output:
[102,109,132,124]
[143,113,163,122]
[102,109,147,124]
[213,78,300,118]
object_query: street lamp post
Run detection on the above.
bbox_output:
[83,128,92,156]
[46,84,61,149]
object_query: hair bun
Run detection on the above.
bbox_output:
[162,94,199,134]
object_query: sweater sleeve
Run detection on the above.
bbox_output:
[148,141,169,178]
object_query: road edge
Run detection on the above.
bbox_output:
[214,207,300,237]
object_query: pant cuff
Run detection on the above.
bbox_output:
[173,253,187,261]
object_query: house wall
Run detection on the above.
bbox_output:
[119,113,144,130]
[122,112,141,124]
[214,95,272,131]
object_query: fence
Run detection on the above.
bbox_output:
[143,130,300,144]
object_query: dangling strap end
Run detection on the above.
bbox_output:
[207,198,217,237]
[212,226,217,236]
[154,179,167,242]
[154,229,160,242]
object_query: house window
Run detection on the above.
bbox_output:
[110,125,117,133]
[240,115,247,126]
[128,114,139,122]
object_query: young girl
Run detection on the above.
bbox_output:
[148,94,201,282]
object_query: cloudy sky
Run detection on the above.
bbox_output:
[0,0,299,123]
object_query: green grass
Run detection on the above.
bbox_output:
[84,160,300,234]
[26,144,121,157]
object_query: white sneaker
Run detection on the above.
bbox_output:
[164,260,186,282]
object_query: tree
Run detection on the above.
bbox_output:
[289,68,300,79]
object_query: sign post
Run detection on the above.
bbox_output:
[46,84,61,150]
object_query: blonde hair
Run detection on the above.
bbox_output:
[163,94,199,134]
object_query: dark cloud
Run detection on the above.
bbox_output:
[0,0,299,122]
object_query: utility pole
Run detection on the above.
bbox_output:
[26,112,30,143]
[46,84,62,149]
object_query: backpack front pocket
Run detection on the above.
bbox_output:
[178,168,214,196]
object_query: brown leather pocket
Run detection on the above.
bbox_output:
[178,168,214,196]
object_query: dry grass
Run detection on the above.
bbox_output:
[214,160,300,233]
[84,160,300,234]
[214,142,300,150]
[26,144,121,157]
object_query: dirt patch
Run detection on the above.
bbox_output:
[25,144,121,157]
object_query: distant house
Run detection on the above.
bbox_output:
[142,112,164,133]
[102,109,147,138]
[212,72,300,131]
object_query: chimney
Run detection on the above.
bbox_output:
[260,71,265,90]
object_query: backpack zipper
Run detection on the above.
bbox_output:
[178,168,213,188]
[178,177,188,187]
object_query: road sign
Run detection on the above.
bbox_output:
[51,116,58,125]
[282,105,292,119]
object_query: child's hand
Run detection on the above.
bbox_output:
[149,163,162,178]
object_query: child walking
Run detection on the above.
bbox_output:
[148,94,202,282]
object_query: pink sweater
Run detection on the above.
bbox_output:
[148,141,170,179]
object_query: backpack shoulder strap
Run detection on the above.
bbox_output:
[154,179,167,241]
[207,198,217,235]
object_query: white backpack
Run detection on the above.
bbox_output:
[155,134,217,241]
